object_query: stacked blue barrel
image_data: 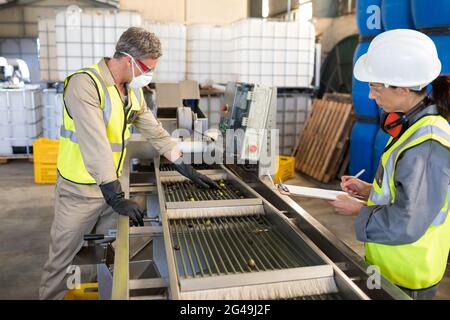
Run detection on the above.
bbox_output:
[350,0,384,182]
[411,0,450,74]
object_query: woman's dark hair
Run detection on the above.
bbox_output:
[431,75,450,120]
[416,75,450,120]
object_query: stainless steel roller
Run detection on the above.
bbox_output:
[177,107,194,132]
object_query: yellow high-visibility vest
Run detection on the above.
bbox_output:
[57,63,143,184]
[366,114,450,289]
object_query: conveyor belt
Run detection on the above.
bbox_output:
[169,215,317,279]
[294,293,343,300]
[163,180,253,202]
[160,163,217,171]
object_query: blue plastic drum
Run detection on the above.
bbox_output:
[352,41,380,119]
[381,0,414,30]
[412,0,450,29]
[349,121,379,182]
[430,34,450,75]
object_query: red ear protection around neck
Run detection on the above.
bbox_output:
[383,112,406,138]
[380,97,431,139]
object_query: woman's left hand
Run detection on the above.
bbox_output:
[329,195,366,216]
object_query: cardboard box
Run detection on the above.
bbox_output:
[154,80,208,134]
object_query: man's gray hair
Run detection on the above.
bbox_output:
[114,27,162,59]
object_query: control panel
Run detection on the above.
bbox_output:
[219,82,277,174]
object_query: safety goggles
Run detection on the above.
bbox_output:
[120,51,154,74]
[135,59,153,73]
[369,83,397,90]
[369,82,423,92]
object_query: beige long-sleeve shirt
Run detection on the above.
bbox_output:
[58,58,176,197]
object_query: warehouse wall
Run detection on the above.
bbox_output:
[269,0,300,17]
[0,0,249,38]
[315,14,357,62]
[0,0,113,37]
[185,0,248,25]
[120,0,249,25]
[119,0,185,22]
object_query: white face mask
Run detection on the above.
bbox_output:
[121,52,153,89]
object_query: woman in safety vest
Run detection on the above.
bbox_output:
[329,29,450,300]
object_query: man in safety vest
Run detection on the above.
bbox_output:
[39,27,218,299]
[329,29,450,299]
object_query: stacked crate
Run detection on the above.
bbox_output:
[38,7,142,82]
[0,86,43,155]
[42,89,63,140]
[231,19,315,88]
[187,25,234,84]
[277,92,312,155]
[186,18,316,87]
[144,21,187,83]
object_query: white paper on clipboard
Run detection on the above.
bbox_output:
[282,185,349,201]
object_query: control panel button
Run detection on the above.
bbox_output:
[249,144,257,153]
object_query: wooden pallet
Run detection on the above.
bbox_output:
[293,95,354,183]
[323,92,353,104]
[0,154,33,164]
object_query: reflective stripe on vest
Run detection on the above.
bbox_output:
[369,124,450,211]
[57,63,143,184]
[432,185,450,226]
[60,127,131,152]
[84,67,112,126]
[366,114,450,290]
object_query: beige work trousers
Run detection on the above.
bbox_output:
[39,180,117,300]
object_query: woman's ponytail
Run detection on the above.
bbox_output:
[431,75,450,120]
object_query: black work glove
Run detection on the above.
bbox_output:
[99,180,144,227]
[172,163,220,189]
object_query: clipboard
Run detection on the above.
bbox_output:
[278,184,349,201]
[274,178,366,202]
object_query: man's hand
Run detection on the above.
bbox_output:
[340,175,372,200]
[99,180,144,226]
[173,162,219,189]
[329,195,366,216]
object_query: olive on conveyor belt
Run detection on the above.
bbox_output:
[254,228,269,235]
[247,258,256,268]
[173,244,180,251]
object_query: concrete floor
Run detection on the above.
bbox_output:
[0,160,54,299]
[0,160,449,299]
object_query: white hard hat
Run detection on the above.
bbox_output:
[354,29,442,90]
